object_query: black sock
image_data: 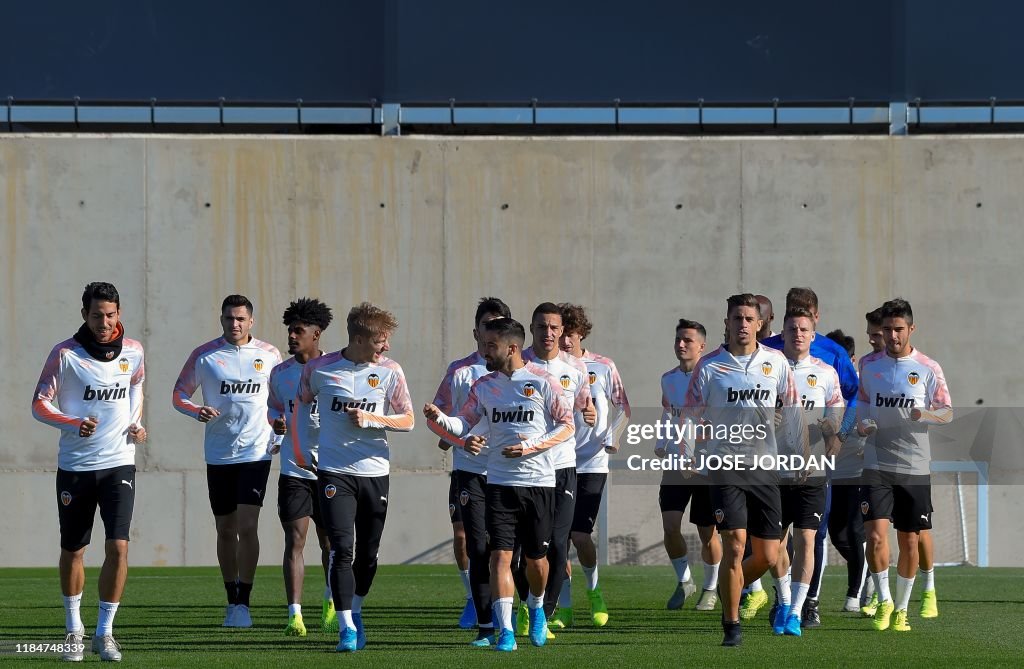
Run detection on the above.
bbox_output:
[237,582,253,608]
[225,581,238,605]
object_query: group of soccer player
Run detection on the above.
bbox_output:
[32,281,949,659]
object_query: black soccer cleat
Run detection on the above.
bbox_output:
[802,598,821,629]
[722,619,742,647]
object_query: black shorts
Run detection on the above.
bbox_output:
[659,472,715,526]
[779,478,827,531]
[448,471,463,524]
[709,470,782,540]
[455,470,488,545]
[56,465,136,551]
[571,473,606,534]
[860,470,933,532]
[278,474,323,525]
[317,472,390,539]
[486,484,555,559]
[206,460,272,516]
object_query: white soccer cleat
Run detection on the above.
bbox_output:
[91,634,122,662]
[62,629,85,662]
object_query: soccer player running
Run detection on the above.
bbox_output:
[655,319,722,611]
[432,297,512,643]
[424,317,575,651]
[267,298,335,636]
[32,282,146,662]
[555,303,631,626]
[857,298,951,633]
[173,295,282,628]
[522,303,595,634]
[682,293,805,647]
[295,302,414,652]
[770,308,844,636]
[760,287,858,627]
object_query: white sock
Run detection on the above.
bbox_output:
[895,575,915,612]
[559,577,573,607]
[339,609,354,630]
[749,578,764,593]
[872,570,892,603]
[288,603,301,616]
[920,567,935,591]
[351,595,364,614]
[703,561,720,590]
[459,568,472,599]
[790,582,810,618]
[527,592,544,610]
[773,574,792,606]
[63,593,83,632]
[860,549,872,598]
[324,586,332,601]
[671,556,691,583]
[495,597,514,631]
[96,601,118,637]
[582,565,599,591]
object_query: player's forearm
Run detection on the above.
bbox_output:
[918,407,953,425]
[361,410,415,432]
[521,423,574,455]
[31,397,81,431]
[171,385,202,419]
[129,384,144,425]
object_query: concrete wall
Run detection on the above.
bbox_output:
[1,134,1020,568]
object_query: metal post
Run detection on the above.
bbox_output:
[889,101,908,135]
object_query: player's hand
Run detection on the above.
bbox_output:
[654,446,667,458]
[465,435,487,455]
[436,438,452,452]
[79,416,98,438]
[272,417,287,436]
[909,408,922,422]
[198,406,220,423]
[797,468,811,484]
[346,407,368,427]
[817,417,837,439]
[857,418,877,437]
[127,423,147,444]
[604,442,619,454]
[423,403,442,421]
[582,398,597,426]
[824,434,841,459]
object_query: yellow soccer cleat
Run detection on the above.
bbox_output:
[920,589,938,619]
[861,592,879,618]
[892,609,912,632]
[322,598,339,634]
[515,603,529,636]
[739,590,768,620]
[550,606,573,629]
[588,587,609,627]
[285,613,307,637]
[872,599,895,631]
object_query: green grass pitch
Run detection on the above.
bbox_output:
[1,565,1021,666]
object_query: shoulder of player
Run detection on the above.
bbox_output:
[661,366,684,381]
[190,337,228,361]
[759,345,790,365]
[584,351,616,371]
[270,356,298,376]
[909,349,945,377]
[446,351,480,374]
[48,337,79,358]
[375,356,407,378]
[305,351,343,375]
[122,337,145,355]
[859,351,886,372]
[558,351,588,377]
[249,337,282,359]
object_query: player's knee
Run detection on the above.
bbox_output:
[570,531,590,548]
[104,539,128,560]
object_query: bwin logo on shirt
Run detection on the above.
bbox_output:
[806,374,818,388]
[220,380,262,394]
[83,384,126,401]
[491,406,535,423]
[331,398,377,412]
[726,385,770,402]
[801,396,816,410]
[875,393,915,408]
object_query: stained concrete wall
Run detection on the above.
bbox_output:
[1,135,1021,569]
